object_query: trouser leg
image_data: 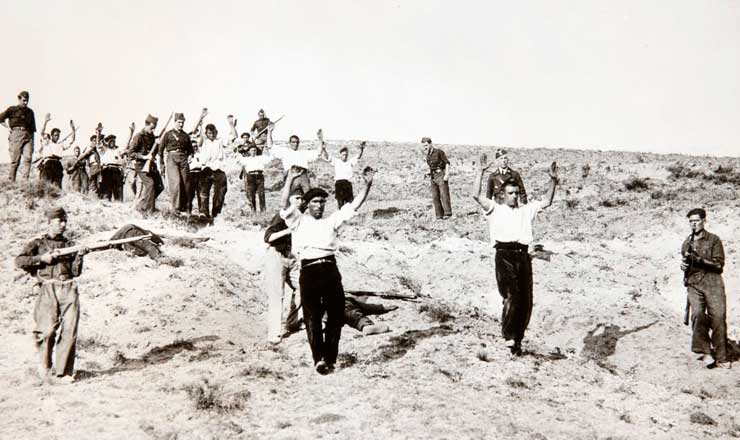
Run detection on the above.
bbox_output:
[198,169,213,216]
[430,176,443,219]
[495,251,533,343]
[32,284,59,371]
[344,299,372,331]
[136,171,154,213]
[688,286,712,355]
[284,256,302,331]
[246,175,257,211]
[113,169,124,201]
[705,284,728,362]
[80,170,89,194]
[440,178,452,216]
[300,267,325,365]
[211,170,227,218]
[256,174,266,211]
[263,248,285,341]
[20,135,34,180]
[7,131,24,181]
[166,153,181,211]
[53,283,80,377]
[322,265,345,365]
[99,169,112,200]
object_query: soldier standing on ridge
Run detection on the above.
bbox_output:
[15,207,89,383]
[251,108,271,147]
[486,149,527,204]
[0,90,37,181]
[472,156,559,355]
[159,112,194,213]
[424,137,452,219]
[126,115,164,215]
[681,208,732,369]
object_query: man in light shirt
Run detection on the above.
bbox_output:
[321,141,365,208]
[237,124,274,213]
[196,119,236,219]
[269,129,326,195]
[281,165,376,375]
[99,135,125,201]
[472,157,559,356]
[38,113,76,188]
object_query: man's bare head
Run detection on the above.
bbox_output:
[502,178,520,208]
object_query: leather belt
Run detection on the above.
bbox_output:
[37,274,74,284]
[301,255,336,268]
[247,170,263,175]
[495,242,528,252]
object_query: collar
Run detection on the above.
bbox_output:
[499,167,510,174]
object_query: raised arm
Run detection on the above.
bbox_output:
[472,153,494,212]
[281,167,301,209]
[41,113,51,137]
[64,119,76,147]
[190,108,208,135]
[126,122,135,148]
[540,161,559,210]
[350,167,375,211]
[316,129,328,158]
[356,141,366,160]
[227,115,237,143]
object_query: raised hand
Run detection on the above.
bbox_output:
[70,119,75,130]
[548,161,559,181]
[227,115,235,125]
[44,113,51,122]
[360,141,367,149]
[362,166,376,184]
[129,122,136,132]
[316,128,324,142]
[201,108,208,117]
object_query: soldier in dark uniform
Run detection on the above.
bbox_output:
[159,112,193,213]
[0,91,37,181]
[250,109,271,146]
[423,137,452,219]
[126,115,163,215]
[66,147,89,194]
[486,149,527,204]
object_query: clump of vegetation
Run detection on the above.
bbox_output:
[666,163,702,179]
[600,198,628,208]
[565,199,579,209]
[623,176,650,191]
[650,190,678,201]
[581,163,591,178]
[184,378,250,413]
[419,303,454,323]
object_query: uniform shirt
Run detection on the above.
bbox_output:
[486,167,527,203]
[426,148,449,172]
[485,200,543,246]
[160,129,193,154]
[271,145,320,170]
[237,154,272,173]
[39,140,72,158]
[0,105,36,132]
[330,156,358,181]
[681,230,725,285]
[281,204,356,261]
[199,137,233,171]
[251,117,271,140]
[15,234,84,281]
[100,148,124,166]
[126,131,156,158]
[264,212,291,257]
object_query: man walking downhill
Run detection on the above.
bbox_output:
[472,157,559,355]
[321,141,365,208]
[237,124,274,213]
[15,207,89,383]
[126,115,164,215]
[681,208,732,369]
[196,118,236,219]
[159,112,196,214]
[0,91,37,181]
[423,137,452,219]
[269,129,326,195]
[281,166,375,374]
[38,114,76,188]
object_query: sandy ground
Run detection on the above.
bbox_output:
[0,144,739,440]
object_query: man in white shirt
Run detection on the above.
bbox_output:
[237,123,275,213]
[321,141,365,208]
[38,113,76,188]
[281,165,376,374]
[196,120,236,219]
[99,135,125,201]
[472,157,559,356]
[269,129,326,195]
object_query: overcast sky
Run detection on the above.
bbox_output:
[1,0,738,160]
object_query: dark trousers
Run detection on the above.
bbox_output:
[300,261,345,365]
[136,166,164,214]
[688,277,728,362]
[188,170,202,214]
[8,128,33,181]
[40,159,63,188]
[430,170,452,218]
[335,179,354,208]
[495,247,533,344]
[166,151,191,212]
[100,167,124,201]
[245,172,266,212]
[199,168,227,218]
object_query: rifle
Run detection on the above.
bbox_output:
[682,230,695,325]
[253,115,283,139]
[142,113,173,173]
[51,234,153,258]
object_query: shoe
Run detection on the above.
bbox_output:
[315,360,330,375]
[54,375,76,384]
[507,340,523,356]
[703,355,716,367]
[362,324,390,336]
[706,361,732,370]
[696,354,707,362]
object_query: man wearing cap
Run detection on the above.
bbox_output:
[423,137,452,219]
[280,165,376,374]
[251,109,271,146]
[38,113,76,188]
[159,112,193,213]
[99,135,125,201]
[486,149,527,204]
[0,91,37,181]
[126,115,164,214]
[681,208,732,370]
[321,141,365,208]
[472,157,559,355]
[263,180,306,343]
[15,207,89,383]
[237,124,274,213]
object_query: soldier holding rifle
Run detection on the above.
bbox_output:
[126,114,165,215]
[680,208,731,369]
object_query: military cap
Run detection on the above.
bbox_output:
[421,137,432,144]
[145,114,158,125]
[174,112,185,121]
[302,187,329,203]
[686,208,706,219]
[18,90,30,99]
[495,149,508,159]
[104,134,116,142]
[46,207,67,220]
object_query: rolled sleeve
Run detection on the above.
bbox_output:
[330,204,356,230]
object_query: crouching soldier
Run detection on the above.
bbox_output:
[15,207,89,383]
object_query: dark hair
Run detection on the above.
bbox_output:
[90,135,99,141]
[50,128,61,136]
[205,124,217,133]
[501,178,520,190]
[339,146,349,154]
[289,135,300,143]
[686,208,706,219]
[241,132,250,138]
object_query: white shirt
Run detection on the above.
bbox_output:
[281,204,356,260]
[237,154,272,173]
[330,156,358,181]
[99,148,123,166]
[40,140,71,158]
[486,200,543,246]
[199,137,230,171]
[271,145,320,170]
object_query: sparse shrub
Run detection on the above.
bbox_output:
[419,303,454,323]
[476,350,491,362]
[398,276,422,296]
[565,199,579,209]
[184,378,250,413]
[650,190,677,201]
[581,164,591,178]
[714,165,733,174]
[667,163,703,179]
[623,176,649,191]
[600,198,628,208]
